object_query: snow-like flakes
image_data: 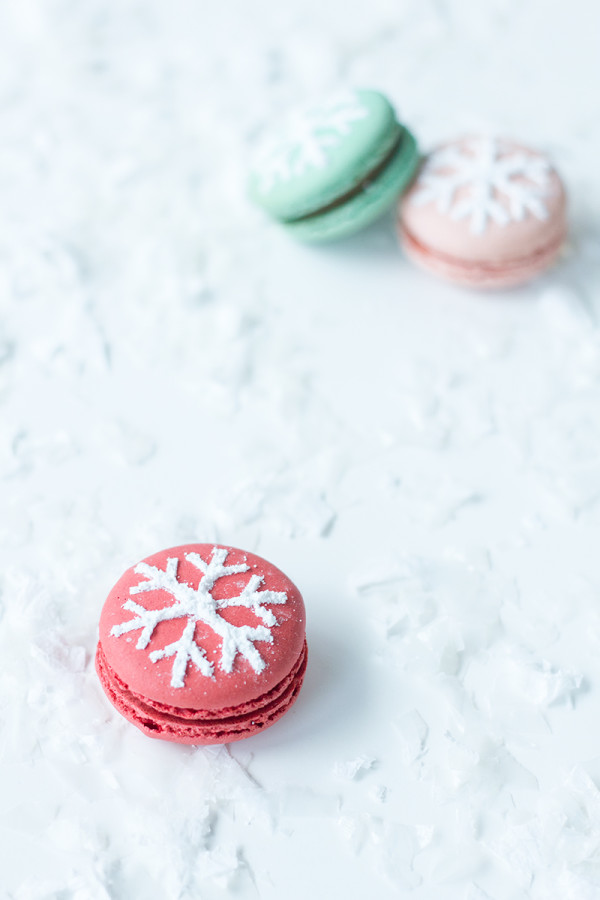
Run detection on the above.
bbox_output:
[110,547,288,687]
[253,91,368,192]
[412,137,554,234]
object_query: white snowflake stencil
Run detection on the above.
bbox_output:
[253,91,369,192]
[110,548,288,688]
[411,137,554,235]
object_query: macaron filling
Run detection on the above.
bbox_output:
[96,639,308,742]
[281,126,407,223]
[400,222,566,282]
[287,128,419,243]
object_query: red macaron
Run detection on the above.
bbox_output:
[96,544,307,744]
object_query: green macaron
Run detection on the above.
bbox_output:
[248,89,420,243]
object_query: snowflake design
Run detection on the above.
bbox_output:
[411,137,553,235]
[253,91,369,193]
[110,548,288,688]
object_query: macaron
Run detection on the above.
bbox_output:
[249,89,419,242]
[398,136,567,289]
[96,544,307,744]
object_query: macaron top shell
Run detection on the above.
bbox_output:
[249,89,401,221]
[400,137,567,264]
[99,544,306,712]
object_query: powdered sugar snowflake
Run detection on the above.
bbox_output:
[411,137,553,235]
[110,547,288,688]
[253,91,369,193]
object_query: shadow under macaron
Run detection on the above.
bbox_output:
[236,612,370,750]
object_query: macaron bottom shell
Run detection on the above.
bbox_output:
[285,127,419,243]
[400,225,566,290]
[96,639,308,745]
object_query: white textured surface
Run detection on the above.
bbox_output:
[2,1,600,898]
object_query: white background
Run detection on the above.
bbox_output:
[2,1,600,898]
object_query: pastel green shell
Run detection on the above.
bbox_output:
[286,126,419,243]
[249,89,402,222]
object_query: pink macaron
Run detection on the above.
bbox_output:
[96,544,307,744]
[398,136,567,289]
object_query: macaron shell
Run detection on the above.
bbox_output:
[400,139,567,266]
[249,89,400,221]
[99,544,306,712]
[286,126,419,243]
